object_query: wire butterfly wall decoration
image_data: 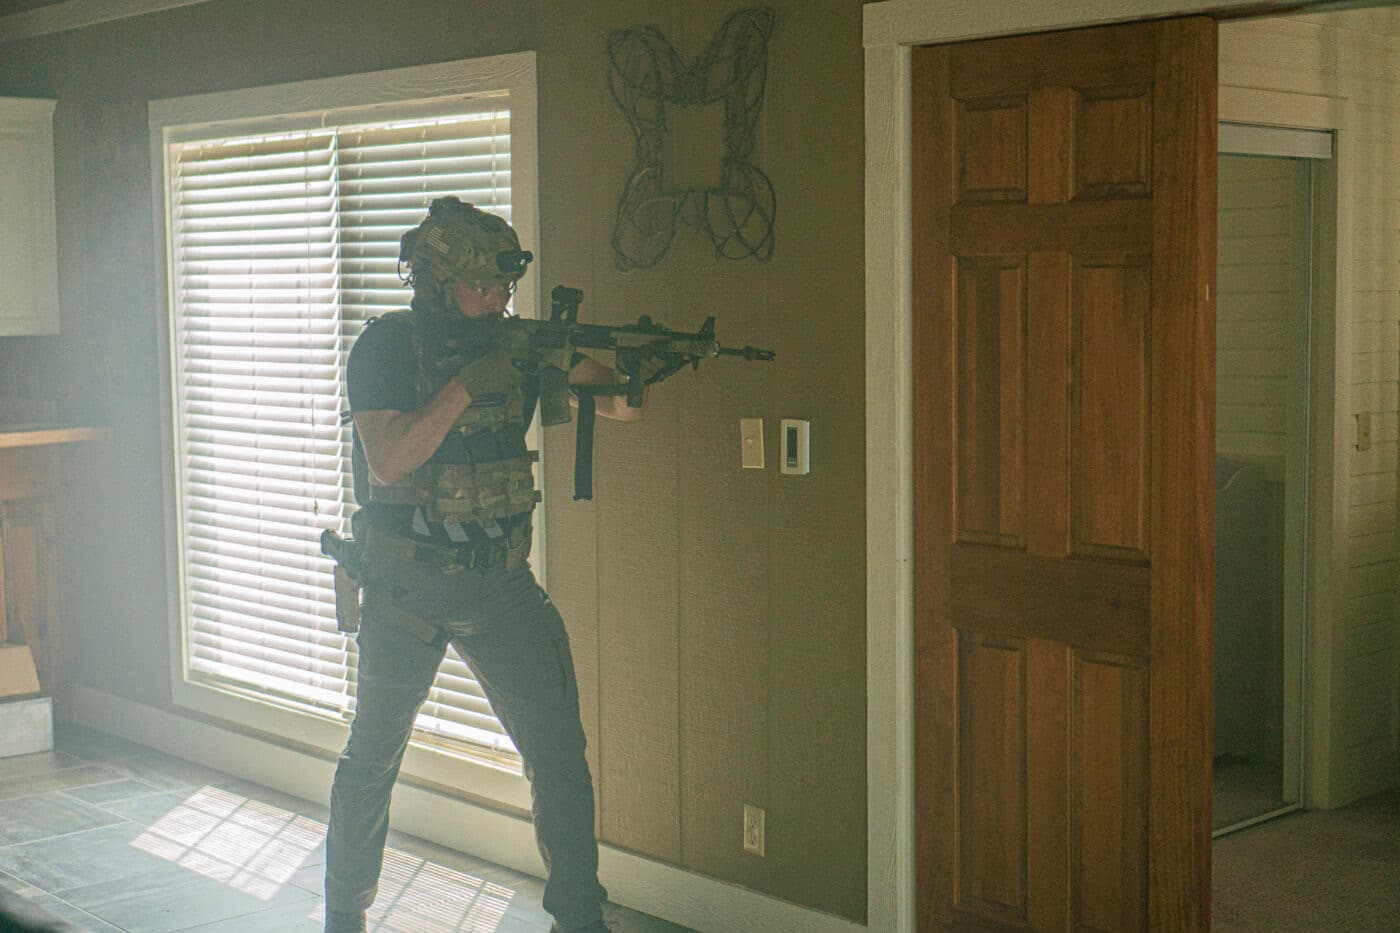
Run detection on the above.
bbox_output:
[608,8,776,271]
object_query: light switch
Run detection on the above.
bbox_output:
[740,418,765,469]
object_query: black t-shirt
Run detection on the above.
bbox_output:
[347,314,418,416]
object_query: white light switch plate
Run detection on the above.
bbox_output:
[740,418,764,469]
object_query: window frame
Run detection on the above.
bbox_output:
[149,52,540,809]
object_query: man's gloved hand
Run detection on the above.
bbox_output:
[455,345,522,402]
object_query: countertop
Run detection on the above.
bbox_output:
[0,425,108,449]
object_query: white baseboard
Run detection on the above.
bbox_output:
[69,685,865,933]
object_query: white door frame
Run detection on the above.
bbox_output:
[1214,89,1353,815]
[862,3,1287,930]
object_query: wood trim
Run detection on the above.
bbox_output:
[863,0,1276,49]
[0,0,212,44]
[911,43,956,932]
[147,52,537,134]
[949,546,1151,656]
[0,98,56,120]
[1218,85,1344,131]
[865,40,919,933]
[1146,17,1216,930]
[0,426,108,449]
[1305,147,1341,810]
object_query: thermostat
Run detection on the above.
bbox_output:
[780,419,809,475]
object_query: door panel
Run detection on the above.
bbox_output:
[956,257,1027,547]
[914,18,1216,932]
[958,635,1027,922]
[1072,651,1148,932]
[1073,255,1150,561]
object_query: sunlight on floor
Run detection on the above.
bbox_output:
[130,786,323,899]
[128,785,523,930]
[372,849,518,932]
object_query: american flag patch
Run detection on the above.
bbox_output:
[424,227,450,254]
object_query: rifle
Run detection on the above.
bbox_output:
[482,285,776,499]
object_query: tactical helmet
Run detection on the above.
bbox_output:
[399,196,532,295]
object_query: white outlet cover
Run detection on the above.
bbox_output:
[743,804,765,857]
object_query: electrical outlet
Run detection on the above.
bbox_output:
[743,804,765,857]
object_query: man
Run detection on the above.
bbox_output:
[324,196,638,933]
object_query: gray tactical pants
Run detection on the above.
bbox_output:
[324,553,606,931]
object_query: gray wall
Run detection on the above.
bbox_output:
[0,0,867,920]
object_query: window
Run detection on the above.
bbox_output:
[151,56,539,794]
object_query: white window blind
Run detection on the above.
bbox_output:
[168,96,518,759]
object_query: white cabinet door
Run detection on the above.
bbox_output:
[0,98,58,336]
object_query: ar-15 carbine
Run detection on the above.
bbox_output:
[479,285,776,499]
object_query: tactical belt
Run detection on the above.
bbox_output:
[366,523,530,573]
[362,522,533,646]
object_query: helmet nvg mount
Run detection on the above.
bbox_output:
[399,196,533,295]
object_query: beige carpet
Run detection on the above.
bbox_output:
[1214,756,1287,829]
[1213,787,1400,931]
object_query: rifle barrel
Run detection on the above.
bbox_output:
[717,346,777,362]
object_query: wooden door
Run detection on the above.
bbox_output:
[913,19,1216,932]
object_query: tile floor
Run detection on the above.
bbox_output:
[0,723,692,932]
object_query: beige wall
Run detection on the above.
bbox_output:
[0,0,867,921]
[1220,9,1400,806]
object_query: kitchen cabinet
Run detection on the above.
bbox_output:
[0,97,59,336]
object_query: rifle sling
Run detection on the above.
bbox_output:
[574,389,597,501]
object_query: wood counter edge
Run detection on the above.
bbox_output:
[0,427,111,449]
